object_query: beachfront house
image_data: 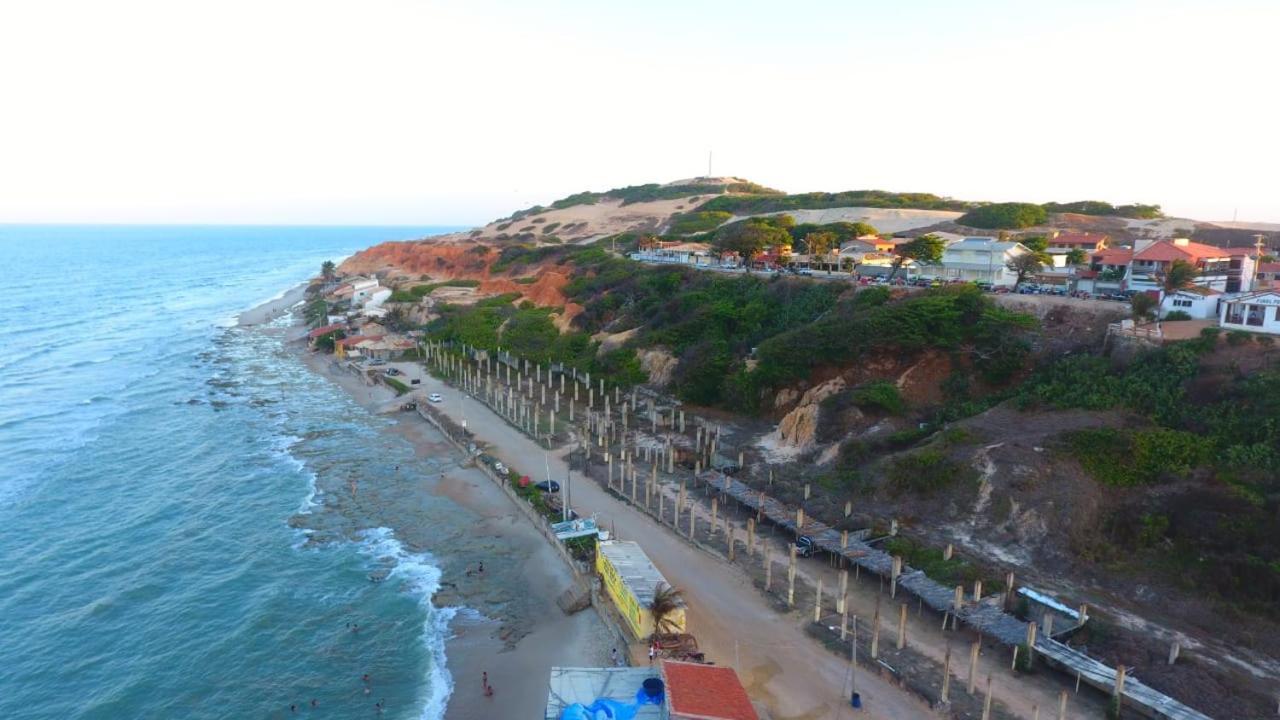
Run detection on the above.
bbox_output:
[306,323,346,349]
[632,241,715,267]
[1219,290,1280,335]
[1256,261,1280,288]
[596,540,686,640]
[1079,247,1134,293]
[1128,239,1233,294]
[348,277,382,306]
[937,238,1032,286]
[544,661,758,720]
[1161,286,1222,319]
[1045,232,1110,253]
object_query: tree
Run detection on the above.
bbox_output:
[384,306,412,332]
[321,260,336,279]
[888,234,945,281]
[958,203,1048,229]
[1131,292,1157,324]
[1065,248,1088,266]
[714,218,793,262]
[1158,259,1198,321]
[1006,252,1044,289]
[1021,236,1048,253]
[803,231,837,256]
[649,582,685,640]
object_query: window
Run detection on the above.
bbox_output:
[1173,299,1192,308]
[1247,304,1265,327]
[1227,303,1245,325]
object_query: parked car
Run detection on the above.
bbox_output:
[368,359,387,366]
[493,461,508,475]
[384,368,401,376]
[428,393,443,403]
[535,480,561,493]
[795,535,816,558]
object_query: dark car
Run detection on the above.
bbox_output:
[795,535,816,558]
[535,480,561,493]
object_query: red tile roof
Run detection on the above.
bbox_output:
[336,334,383,348]
[1051,232,1108,246]
[307,323,346,339]
[662,661,758,720]
[1134,240,1230,263]
[1093,248,1133,265]
[1260,262,1280,273]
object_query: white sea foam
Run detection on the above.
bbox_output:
[356,527,456,720]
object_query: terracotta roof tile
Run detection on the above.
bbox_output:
[1050,232,1108,246]
[662,661,758,720]
[1134,240,1230,262]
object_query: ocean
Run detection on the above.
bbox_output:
[0,225,470,719]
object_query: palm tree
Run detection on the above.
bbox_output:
[1131,292,1157,324]
[1157,259,1197,322]
[321,260,336,280]
[649,582,685,641]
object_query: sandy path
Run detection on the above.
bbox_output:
[395,362,940,720]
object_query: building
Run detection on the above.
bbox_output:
[306,323,346,348]
[1161,286,1221,319]
[936,238,1033,286]
[334,334,382,360]
[349,277,382,306]
[545,667,663,720]
[1085,247,1134,292]
[1128,239,1233,293]
[663,661,758,720]
[1220,247,1259,293]
[596,540,686,640]
[632,241,716,267]
[1219,290,1280,335]
[1257,261,1280,287]
[1045,232,1110,253]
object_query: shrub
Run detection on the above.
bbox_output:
[1064,427,1211,486]
[849,380,904,414]
[958,203,1048,229]
[1163,310,1192,321]
[887,450,972,495]
[668,210,732,235]
[1227,329,1253,346]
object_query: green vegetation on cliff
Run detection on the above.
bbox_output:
[958,202,1048,229]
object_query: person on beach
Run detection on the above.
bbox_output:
[477,561,484,574]
[648,643,656,665]
[610,647,619,666]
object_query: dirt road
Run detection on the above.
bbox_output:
[398,363,940,720]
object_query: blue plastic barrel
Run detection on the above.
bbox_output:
[850,692,862,709]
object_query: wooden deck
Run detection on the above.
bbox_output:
[706,473,1213,720]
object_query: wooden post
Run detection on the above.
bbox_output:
[710,498,718,535]
[968,641,979,694]
[844,500,852,517]
[747,518,755,556]
[797,508,805,532]
[1058,690,1068,720]
[954,585,964,617]
[814,578,823,623]
[973,579,982,601]
[890,556,901,598]
[840,604,848,640]
[889,518,898,536]
[1026,621,1038,666]
[1114,664,1127,700]
[764,552,773,591]
[688,506,695,539]
[1167,642,1180,665]
[1043,613,1054,639]
[659,491,665,524]
[1005,572,1015,609]
[838,570,848,613]
[1010,645,1020,671]
[941,644,952,704]
[897,603,907,649]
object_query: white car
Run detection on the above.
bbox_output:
[428,393,443,403]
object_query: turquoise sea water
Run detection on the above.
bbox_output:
[0,225,465,719]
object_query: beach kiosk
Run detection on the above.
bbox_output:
[595,540,686,640]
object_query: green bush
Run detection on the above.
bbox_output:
[1065,428,1211,486]
[958,203,1048,229]
[699,190,971,216]
[849,380,904,414]
[887,450,972,495]
[668,210,732,234]
[384,377,410,395]
[1227,329,1253,346]
[1163,310,1192,321]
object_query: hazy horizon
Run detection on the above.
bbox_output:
[3,0,1277,226]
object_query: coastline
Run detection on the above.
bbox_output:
[274,310,610,719]
[238,281,310,327]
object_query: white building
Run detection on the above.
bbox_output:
[1219,290,1280,335]
[937,238,1032,286]
[1161,286,1221,319]
[349,277,382,305]
[631,242,715,267]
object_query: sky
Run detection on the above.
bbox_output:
[1,0,1277,226]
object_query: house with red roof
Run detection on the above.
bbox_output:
[306,323,346,349]
[1256,261,1280,288]
[662,661,759,720]
[1128,238,1238,294]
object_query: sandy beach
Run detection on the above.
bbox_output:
[293,347,613,720]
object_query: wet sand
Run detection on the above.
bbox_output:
[238,282,309,326]
[295,348,612,720]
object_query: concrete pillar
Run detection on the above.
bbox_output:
[1168,642,1180,665]
[1058,690,1068,720]
[803,483,810,500]
[688,506,695,539]
[747,518,756,556]
[607,455,614,490]
[941,644,952,704]
[764,552,772,591]
[797,508,805,531]
[659,490,665,523]
[1026,621,1038,665]
[944,543,953,561]
[844,500,851,517]
[710,498,718,534]
[982,675,993,720]
[870,606,881,659]
[968,642,979,694]
[1043,613,1054,639]
[814,578,823,623]
[954,585,964,618]
[1114,664,1127,700]
[727,525,735,561]
[574,382,578,401]
[588,387,594,409]
[738,451,745,470]
[787,545,797,607]
[560,374,564,393]
[1005,572,1015,609]
[569,399,574,422]
[973,579,982,602]
[838,570,848,613]
[890,518,898,536]
[897,603,907,649]
[550,410,555,437]
[679,410,685,432]
[840,604,848,640]
[890,556,902,598]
